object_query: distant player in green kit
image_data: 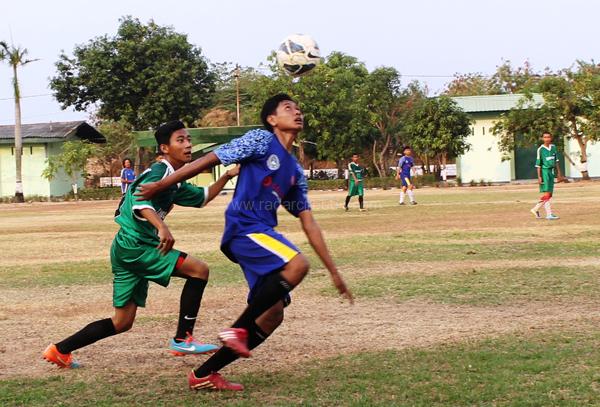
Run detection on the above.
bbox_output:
[530,132,563,220]
[43,121,238,369]
[344,153,365,211]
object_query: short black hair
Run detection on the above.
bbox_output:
[122,158,132,166]
[352,153,359,156]
[403,145,412,151]
[261,93,295,132]
[542,131,552,136]
[155,120,185,152]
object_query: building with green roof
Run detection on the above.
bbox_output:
[451,94,599,183]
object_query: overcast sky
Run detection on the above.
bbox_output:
[0,0,598,125]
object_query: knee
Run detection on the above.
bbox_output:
[112,318,134,333]
[293,254,310,279]
[263,304,285,328]
[185,260,210,280]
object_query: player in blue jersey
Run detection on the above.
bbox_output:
[396,146,417,205]
[120,158,136,194]
[136,94,354,391]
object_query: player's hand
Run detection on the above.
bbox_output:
[226,165,240,179]
[330,271,354,304]
[157,225,175,255]
[395,175,400,181]
[135,182,160,201]
[538,177,543,185]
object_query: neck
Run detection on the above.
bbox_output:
[544,143,551,147]
[273,129,298,152]
[164,156,185,170]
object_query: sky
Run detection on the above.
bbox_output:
[0,0,598,126]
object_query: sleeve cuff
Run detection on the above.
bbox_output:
[131,204,155,221]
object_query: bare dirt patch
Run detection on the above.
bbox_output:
[1,283,598,380]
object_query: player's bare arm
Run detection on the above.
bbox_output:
[298,210,354,303]
[136,152,221,201]
[537,166,543,184]
[138,208,174,254]
[204,165,240,204]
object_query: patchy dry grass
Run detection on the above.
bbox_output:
[2,182,600,405]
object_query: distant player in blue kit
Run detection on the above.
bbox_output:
[120,158,136,194]
[396,146,417,205]
[136,94,353,391]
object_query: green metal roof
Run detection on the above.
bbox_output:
[451,94,544,113]
[135,125,261,148]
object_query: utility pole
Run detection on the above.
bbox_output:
[234,64,241,126]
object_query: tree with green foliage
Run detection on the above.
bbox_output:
[244,52,373,173]
[444,60,542,96]
[50,16,215,130]
[403,96,471,174]
[42,140,98,199]
[0,41,38,202]
[95,121,136,174]
[493,61,600,179]
[362,70,428,176]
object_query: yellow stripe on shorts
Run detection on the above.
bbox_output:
[247,233,298,262]
[404,177,411,186]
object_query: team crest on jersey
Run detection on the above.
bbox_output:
[267,154,280,170]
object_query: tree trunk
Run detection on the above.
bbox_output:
[378,134,392,177]
[372,140,383,177]
[574,134,590,180]
[297,142,306,167]
[13,66,24,203]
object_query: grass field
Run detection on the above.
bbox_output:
[1,182,600,406]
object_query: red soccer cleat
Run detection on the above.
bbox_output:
[188,370,244,391]
[218,328,250,358]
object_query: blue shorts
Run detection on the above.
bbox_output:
[401,175,412,187]
[223,229,300,304]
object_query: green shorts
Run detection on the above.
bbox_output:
[539,169,555,193]
[110,231,182,308]
[348,179,364,197]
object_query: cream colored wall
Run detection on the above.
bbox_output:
[188,163,238,189]
[457,116,512,183]
[0,143,84,197]
[0,144,51,197]
[564,137,600,178]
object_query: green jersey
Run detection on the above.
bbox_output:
[115,159,207,246]
[348,162,364,181]
[535,144,559,171]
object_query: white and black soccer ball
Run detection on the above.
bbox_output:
[276,34,321,77]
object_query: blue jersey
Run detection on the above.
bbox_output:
[398,156,414,178]
[214,129,311,259]
[121,167,136,194]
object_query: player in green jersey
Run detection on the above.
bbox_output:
[530,132,563,220]
[43,121,239,369]
[344,153,365,211]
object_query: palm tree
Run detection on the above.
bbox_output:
[0,41,38,202]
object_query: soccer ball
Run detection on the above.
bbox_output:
[276,34,321,77]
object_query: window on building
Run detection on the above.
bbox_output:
[482,127,486,135]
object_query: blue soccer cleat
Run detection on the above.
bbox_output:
[546,214,560,220]
[169,333,218,356]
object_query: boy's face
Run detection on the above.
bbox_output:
[352,155,359,163]
[268,100,304,132]
[161,128,192,163]
[124,160,131,168]
[404,149,412,157]
[542,133,553,145]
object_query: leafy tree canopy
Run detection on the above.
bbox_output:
[51,16,215,130]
